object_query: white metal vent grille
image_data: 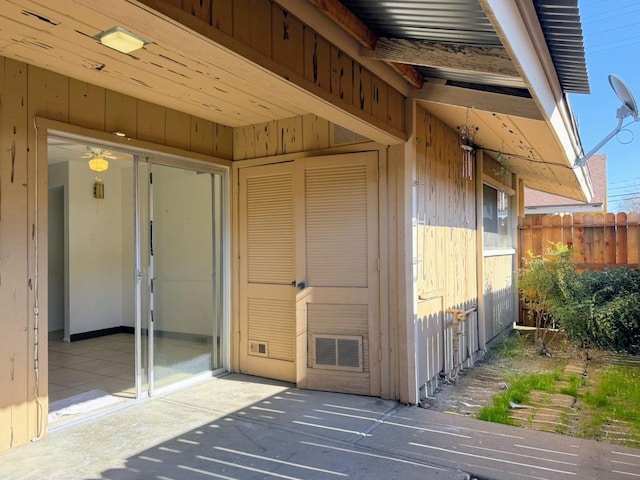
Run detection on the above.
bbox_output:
[331,124,368,146]
[313,335,363,372]
[249,341,269,357]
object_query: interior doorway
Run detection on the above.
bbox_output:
[46,135,227,424]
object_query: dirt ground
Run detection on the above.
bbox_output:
[421,328,640,448]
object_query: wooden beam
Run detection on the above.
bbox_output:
[388,62,423,89]
[306,0,377,49]
[306,0,423,89]
[361,37,521,79]
[412,83,543,121]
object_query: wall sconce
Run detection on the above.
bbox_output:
[94,26,149,54]
[93,179,105,199]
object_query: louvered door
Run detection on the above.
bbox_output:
[239,163,296,382]
[239,152,379,393]
[297,152,379,395]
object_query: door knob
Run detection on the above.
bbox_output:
[297,281,306,290]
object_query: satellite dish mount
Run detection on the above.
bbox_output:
[575,74,640,167]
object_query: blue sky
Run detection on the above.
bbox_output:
[568,0,640,212]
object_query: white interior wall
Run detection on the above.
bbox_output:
[48,163,70,337]
[48,163,68,333]
[153,166,214,337]
[121,164,135,328]
[47,186,65,332]
[49,155,215,338]
[67,161,124,335]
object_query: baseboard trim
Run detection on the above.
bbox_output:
[70,326,134,342]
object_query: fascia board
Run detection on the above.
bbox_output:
[480,0,591,201]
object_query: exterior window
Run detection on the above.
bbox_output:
[483,184,513,249]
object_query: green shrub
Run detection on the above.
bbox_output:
[519,244,640,354]
[519,243,578,351]
[553,268,640,354]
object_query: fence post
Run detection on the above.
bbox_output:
[629,212,639,266]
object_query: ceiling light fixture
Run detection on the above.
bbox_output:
[95,26,149,54]
[83,147,116,173]
[88,157,109,173]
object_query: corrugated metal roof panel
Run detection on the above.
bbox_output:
[341,0,501,46]
[534,0,590,93]
[342,0,590,94]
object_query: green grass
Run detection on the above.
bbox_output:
[581,366,640,445]
[477,370,562,425]
[559,374,584,398]
[492,331,530,359]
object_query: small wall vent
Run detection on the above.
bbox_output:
[331,124,368,146]
[249,340,269,357]
[312,335,363,372]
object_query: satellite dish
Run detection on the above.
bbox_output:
[575,74,640,166]
[609,74,639,121]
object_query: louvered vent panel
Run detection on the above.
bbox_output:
[337,339,361,368]
[307,303,368,372]
[247,173,294,284]
[305,165,368,287]
[315,337,336,366]
[248,298,294,361]
[332,124,368,145]
[313,335,363,372]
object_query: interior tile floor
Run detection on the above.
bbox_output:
[48,331,217,407]
[48,331,136,404]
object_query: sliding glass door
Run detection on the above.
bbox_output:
[136,159,225,394]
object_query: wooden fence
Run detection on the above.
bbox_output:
[517,212,639,326]
[518,212,640,270]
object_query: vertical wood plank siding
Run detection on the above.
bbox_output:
[156,0,405,135]
[413,105,478,396]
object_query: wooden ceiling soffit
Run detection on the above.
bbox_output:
[361,38,520,79]
[134,0,406,143]
[413,83,543,121]
[306,0,423,89]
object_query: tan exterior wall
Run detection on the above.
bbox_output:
[0,56,233,451]
[483,255,516,340]
[412,105,478,398]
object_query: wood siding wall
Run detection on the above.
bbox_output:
[483,255,516,341]
[0,56,232,451]
[232,114,369,160]
[142,0,405,140]
[413,105,478,397]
